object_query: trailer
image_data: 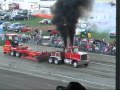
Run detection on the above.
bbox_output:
[3,34,90,68]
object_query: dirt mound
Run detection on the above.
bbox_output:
[21,43,62,52]
[31,25,56,32]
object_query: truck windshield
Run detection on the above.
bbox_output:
[73,48,79,53]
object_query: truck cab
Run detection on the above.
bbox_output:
[3,34,19,54]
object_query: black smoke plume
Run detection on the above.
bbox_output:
[51,0,93,48]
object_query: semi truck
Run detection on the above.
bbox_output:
[3,34,90,68]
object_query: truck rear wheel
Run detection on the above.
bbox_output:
[15,52,21,57]
[54,58,59,64]
[73,61,79,68]
[84,63,88,67]
[48,57,53,64]
[10,51,15,56]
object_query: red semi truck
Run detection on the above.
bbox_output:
[48,46,90,68]
[3,34,90,68]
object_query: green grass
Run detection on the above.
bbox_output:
[8,17,51,27]
[6,17,116,43]
[76,30,116,43]
[5,17,54,35]
[91,31,116,43]
[0,40,5,46]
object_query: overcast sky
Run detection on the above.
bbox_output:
[0,0,40,3]
[0,0,114,3]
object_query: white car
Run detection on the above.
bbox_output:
[39,19,51,24]
[109,31,116,38]
[1,22,11,29]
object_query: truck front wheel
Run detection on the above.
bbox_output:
[84,63,88,67]
[3,52,6,54]
[48,57,53,64]
[54,58,59,65]
[73,61,79,68]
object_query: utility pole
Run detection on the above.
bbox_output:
[116,0,120,90]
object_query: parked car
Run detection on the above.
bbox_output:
[39,19,51,24]
[7,23,24,31]
[0,21,5,25]
[0,22,11,30]
[21,26,31,32]
[0,12,5,20]
[9,14,28,21]
[47,19,52,24]
[0,12,5,16]
[13,25,31,32]
[109,30,116,38]
[13,25,25,32]
[1,14,10,20]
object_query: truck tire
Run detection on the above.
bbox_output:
[15,52,21,57]
[3,52,6,54]
[48,57,53,64]
[84,63,88,67]
[73,61,79,68]
[54,58,59,65]
[10,51,15,56]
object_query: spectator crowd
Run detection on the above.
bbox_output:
[77,38,116,56]
[18,30,116,56]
